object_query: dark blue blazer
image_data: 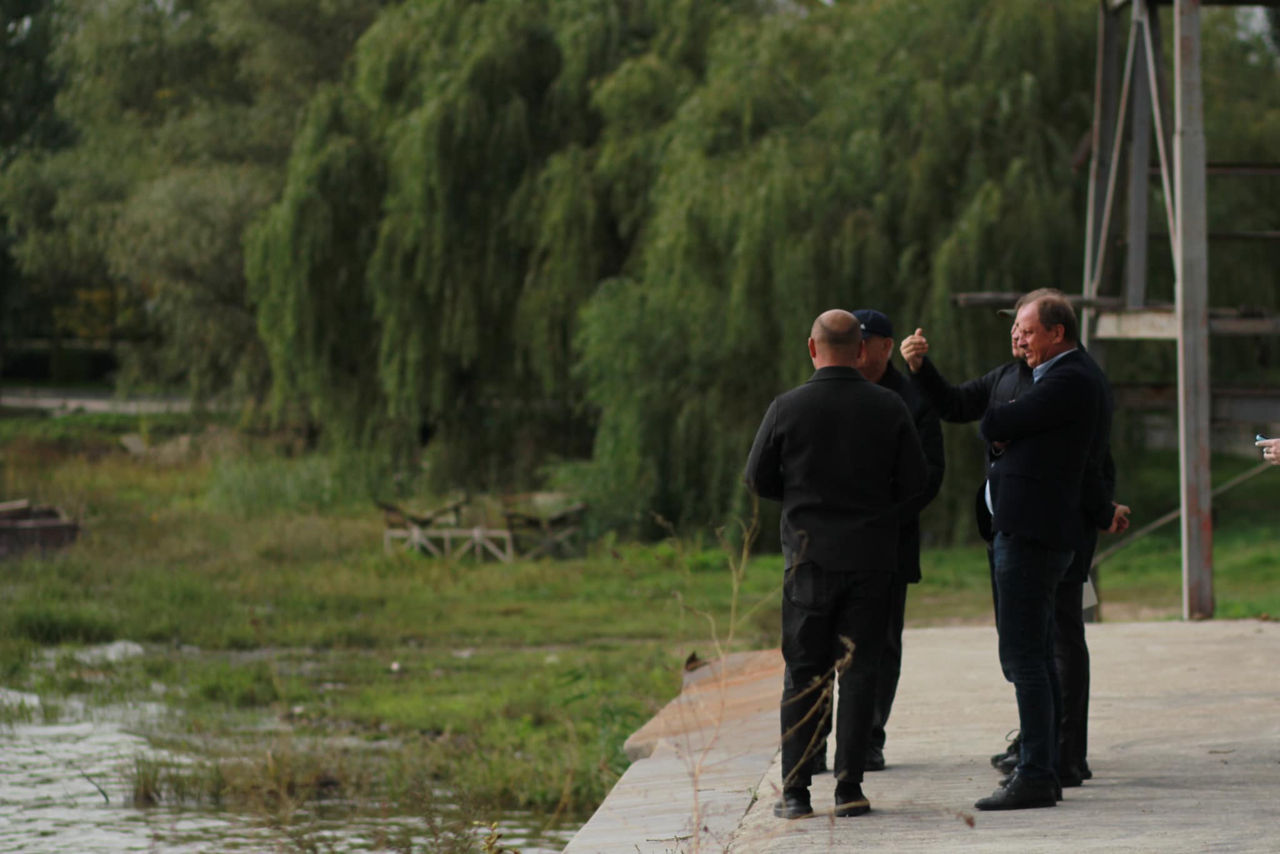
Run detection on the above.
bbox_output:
[979,350,1102,551]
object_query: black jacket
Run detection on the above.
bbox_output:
[911,355,1032,542]
[1069,348,1118,581]
[911,352,1117,562]
[877,362,945,583]
[911,356,1033,427]
[979,350,1102,551]
[744,366,928,575]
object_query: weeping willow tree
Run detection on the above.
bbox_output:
[249,0,752,482]
[249,0,1277,530]
[576,0,1100,538]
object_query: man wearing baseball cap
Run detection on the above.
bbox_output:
[851,309,946,772]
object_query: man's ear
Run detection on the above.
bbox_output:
[808,337,818,359]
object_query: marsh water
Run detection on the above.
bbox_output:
[0,647,577,853]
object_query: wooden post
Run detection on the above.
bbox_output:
[1174,0,1213,619]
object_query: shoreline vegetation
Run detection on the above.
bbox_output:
[3,410,1278,851]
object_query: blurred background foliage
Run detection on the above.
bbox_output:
[2,0,1278,543]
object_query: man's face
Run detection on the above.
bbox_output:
[856,335,894,380]
[1010,322,1026,360]
[1014,302,1065,369]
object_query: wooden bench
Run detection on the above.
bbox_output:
[501,493,586,560]
[379,498,514,562]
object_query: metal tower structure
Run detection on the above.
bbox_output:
[1081,0,1280,619]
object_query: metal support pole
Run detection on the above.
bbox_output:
[1173,0,1213,619]
[1125,2,1153,308]
[1083,4,1127,345]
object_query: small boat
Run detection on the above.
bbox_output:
[0,499,79,559]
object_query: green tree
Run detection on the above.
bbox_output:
[1,0,69,371]
[577,0,1099,538]
[249,0,745,482]
[1,0,383,398]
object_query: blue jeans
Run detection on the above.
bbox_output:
[992,532,1074,782]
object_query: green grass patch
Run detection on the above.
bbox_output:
[3,413,1279,825]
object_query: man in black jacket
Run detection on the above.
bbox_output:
[901,319,1032,609]
[852,309,945,772]
[902,299,1128,793]
[971,292,1103,809]
[745,309,928,820]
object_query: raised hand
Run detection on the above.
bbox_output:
[899,328,929,373]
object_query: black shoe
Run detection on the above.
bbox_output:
[864,744,886,772]
[773,787,813,819]
[990,732,1021,769]
[1079,761,1093,781]
[993,752,1018,775]
[1059,766,1085,788]
[998,773,1062,801]
[976,773,1057,811]
[834,783,871,817]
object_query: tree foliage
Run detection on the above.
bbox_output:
[250,0,752,478]
[3,0,1278,539]
[577,0,1098,536]
[0,0,382,397]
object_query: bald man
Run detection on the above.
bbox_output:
[745,309,928,820]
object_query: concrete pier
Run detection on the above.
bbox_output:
[564,620,1280,853]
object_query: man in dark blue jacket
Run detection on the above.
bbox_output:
[745,309,928,820]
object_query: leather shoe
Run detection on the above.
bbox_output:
[976,773,1057,810]
[773,787,812,819]
[1059,766,1085,788]
[834,783,871,817]
[993,751,1018,775]
[990,732,1021,769]
[998,773,1062,801]
[864,745,886,772]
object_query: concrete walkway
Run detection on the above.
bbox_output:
[564,620,1280,853]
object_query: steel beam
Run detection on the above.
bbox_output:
[1093,309,1280,339]
[1083,3,1128,346]
[1174,0,1213,620]
[1125,3,1153,309]
[1112,384,1280,423]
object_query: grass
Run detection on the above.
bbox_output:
[2,411,1278,846]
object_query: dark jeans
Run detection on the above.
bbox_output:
[780,562,891,789]
[992,532,1073,782]
[870,577,910,750]
[991,541,1093,774]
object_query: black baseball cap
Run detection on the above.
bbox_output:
[853,309,893,338]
